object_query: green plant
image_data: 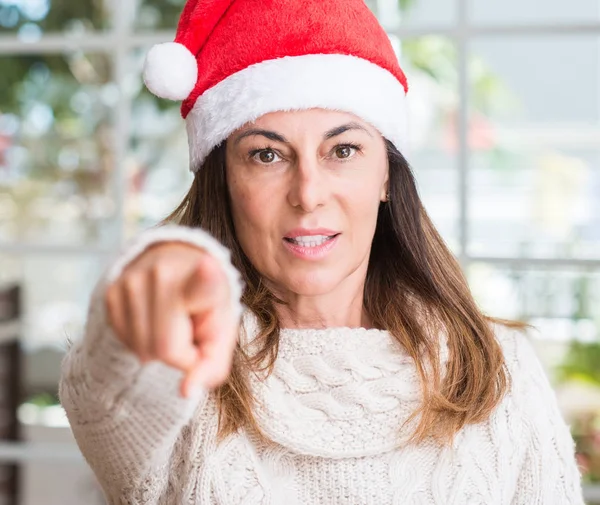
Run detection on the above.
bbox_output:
[557,339,600,483]
[25,392,60,407]
[398,0,419,11]
[557,342,600,387]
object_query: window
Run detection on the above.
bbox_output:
[1,0,599,500]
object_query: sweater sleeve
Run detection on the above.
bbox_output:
[503,328,585,505]
[59,225,244,503]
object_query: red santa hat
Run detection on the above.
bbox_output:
[143,0,409,172]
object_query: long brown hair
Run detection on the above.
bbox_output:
[166,139,526,446]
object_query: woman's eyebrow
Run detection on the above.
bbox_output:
[233,129,288,145]
[324,122,373,139]
[233,121,372,146]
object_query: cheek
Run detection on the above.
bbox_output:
[350,187,382,239]
[229,181,259,232]
[227,175,278,257]
[344,164,386,210]
[340,165,386,241]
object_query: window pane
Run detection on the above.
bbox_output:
[135,0,184,31]
[402,36,459,251]
[0,54,118,246]
[469,0,600,26]
[19,423,103,504]
[369,0,456,29]
[0,254,105,350]
[468,36,600,259]
[468,264,600,342]
[0,0,109,34]
[125,49,192,237]
[468,262,600,484]
[136,0,457,31]
[19,454,102,505]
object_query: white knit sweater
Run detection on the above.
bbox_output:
[60,226,585,505]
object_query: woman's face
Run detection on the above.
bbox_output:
[225,108,389,298]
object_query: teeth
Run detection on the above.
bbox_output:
[289,235,334,247]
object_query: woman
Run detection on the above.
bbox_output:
[60,0,585,503]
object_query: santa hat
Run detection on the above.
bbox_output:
[143,0,409,172]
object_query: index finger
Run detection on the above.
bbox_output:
[180,308,238,395]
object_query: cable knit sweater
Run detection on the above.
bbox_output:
[60,226,585,505]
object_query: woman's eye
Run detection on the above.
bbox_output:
[252,149,280,164]
[334,145,357,159]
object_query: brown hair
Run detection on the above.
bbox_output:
[166,140,526,446]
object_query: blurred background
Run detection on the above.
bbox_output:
[0,0,599,503]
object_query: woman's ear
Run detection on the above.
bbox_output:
[380,171,390,202]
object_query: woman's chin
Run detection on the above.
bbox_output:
[278,272,344,297]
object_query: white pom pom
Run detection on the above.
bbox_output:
[143,42,198,101]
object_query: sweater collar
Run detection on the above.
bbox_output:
[242,314,437,458]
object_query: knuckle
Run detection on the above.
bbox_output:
[149,262,176,289]
[199,255,223,283]
[122,271,145,295]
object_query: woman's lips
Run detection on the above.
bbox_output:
[282,233,340,260]
[284,228,340,239]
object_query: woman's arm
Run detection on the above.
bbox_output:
[59,225,243,503]
[504,328,585,505]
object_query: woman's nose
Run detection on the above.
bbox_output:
[286,156,329,213]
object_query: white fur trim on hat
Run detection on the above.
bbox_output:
[144,42,198,101]
[185,53,409,171]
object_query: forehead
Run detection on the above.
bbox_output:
[235,108,380,137]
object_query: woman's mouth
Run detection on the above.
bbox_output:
[284,234,339,247]
[282,233,341,260]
